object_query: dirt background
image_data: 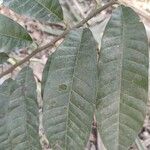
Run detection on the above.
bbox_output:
[0,0,150,149]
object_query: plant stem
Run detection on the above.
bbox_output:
[0,0,117,78]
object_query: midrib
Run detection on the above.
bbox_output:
[64,29,84,150]
[117,8,125,149]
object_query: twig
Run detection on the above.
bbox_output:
[0,0,117,78]
[71,0,90,27]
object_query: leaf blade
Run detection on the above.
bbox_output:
[0,78,15,150]
[3,0,63,23]
[0,14,32,53]
[41,55,52,99]
[42,28,97,149]
[8,67,41,150]
[96,6,148,150]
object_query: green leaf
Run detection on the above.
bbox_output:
[42,28,97,149]
[41,55,52,99]
[0,14,32,53]
[8,67,41,149]
[0,52,9,64]
[0,78,16,150]
[3,0,63,23]
[96,6,149,150]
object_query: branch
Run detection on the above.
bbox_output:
[0,0,117,78]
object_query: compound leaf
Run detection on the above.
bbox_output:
[96,6,149,150]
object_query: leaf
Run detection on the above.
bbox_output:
[96,6,149,150]
[8,66,41,149]
[0,78,15,150]
[0,14,32,53]
[0,52,9,64]
[42,28,97,149]
[3,0,63,23]
[41,55,52,99]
